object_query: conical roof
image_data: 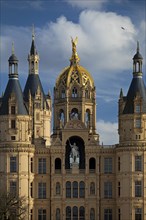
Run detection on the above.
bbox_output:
[123,42,146,114]
[0,79,28,115]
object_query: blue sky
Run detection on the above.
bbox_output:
[0,0,146,144]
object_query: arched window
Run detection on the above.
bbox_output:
[72,87,78,98]
[90,208,95,220]
[79,206,85,220]
[66,181,71,198]
[59,109,65,128]
[85,89,90,98]
[55,158,61,172]
[70,108,79,120]
[73,206,78,220]
[61,89,65,98]
[89,158,96,172]
[56,182,61,195]
[66,206,71,220]
[90,182,95,195]
[73,181,78,198]
[79,181,85,198]
[85,109,90,127]
[56,208,60,220]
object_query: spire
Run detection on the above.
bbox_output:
[120,88,123,98]
[32,24,35,41]
[12,42,15,55]
[133,41,143,76]
[30,24,37,55]
[137,41,139,53]
[70,37,80,66]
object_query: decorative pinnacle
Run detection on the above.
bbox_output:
[12,42,15,55]
[32,24,35,40]
[70,36,80,65]
[137,41,139,53]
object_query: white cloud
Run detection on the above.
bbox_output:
[0,10,145,101]
[65,0,107,9]
[27,1,44,10]
[97,120,118,145]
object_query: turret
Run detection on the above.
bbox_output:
[118,42,146,144]
[0,44,31,143]
[24,28,51,145]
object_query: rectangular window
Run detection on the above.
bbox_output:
[11,136,16,140]
[135,181,142,197]
[30,182,33,197]
[38,209,46,220]
[135,119,141,128]
[38,182,46,199]
[118,157,120,171]
[30,209,33,220]
[10,181,17,194]
[135,105,140,113]
[135,156,142,171]
[11,106,16,114]
[31,158,33,173]
[118,208,121,220]
[10,156,17,173]
[38,158,46,174]
[104,158,112,173]
[104,182,112,198]
[135,208,142,220]
[104,209,112,220]
[118,182,120,197]
[11,120,16,129]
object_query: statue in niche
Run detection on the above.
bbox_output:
[69,139,79,164]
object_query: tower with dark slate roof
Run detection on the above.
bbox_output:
[0,46,33,220]
[119,42,146,144]
[0,44,31,143]
[24,29,51,145]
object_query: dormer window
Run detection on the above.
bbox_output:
[72,87,78,98]
[135,105,140,113]
[11,106,16,115]
[85,89,90,98]
[135,119,141,128]
[11,120,16,129]
[61,89,65,98]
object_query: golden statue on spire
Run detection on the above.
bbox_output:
[71,37,78,54]
[70,37,80,65]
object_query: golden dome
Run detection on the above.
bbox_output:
[55,37,94,89]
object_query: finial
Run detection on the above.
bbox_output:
[12,42,15,55]
[71,37,78,54]
[70,37,80,65]
[137,41,139,53]
[32,24,35,40]
[120,88,123,98]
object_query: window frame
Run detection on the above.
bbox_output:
[10,156,17,173]
[38,182,46,199]
[104,181,112,199]
[104,158,112,174]
[135,180,142,197]
[38,209,46,220]
[38,158,46,174]
[135,155,142,171]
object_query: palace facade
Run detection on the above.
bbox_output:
[0,33,146,220]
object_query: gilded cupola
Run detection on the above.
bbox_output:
[53,38,97,136]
